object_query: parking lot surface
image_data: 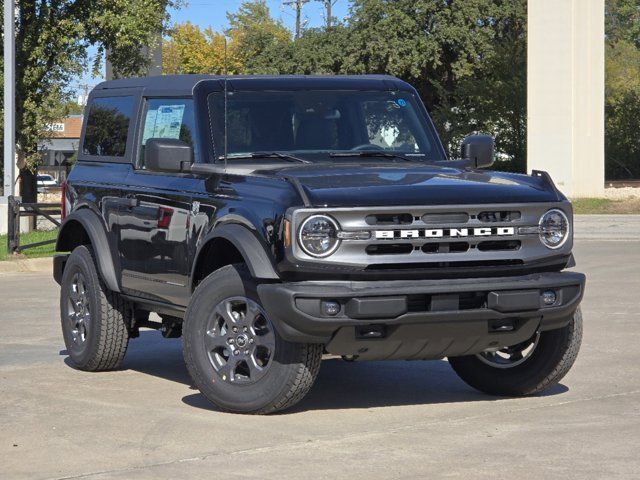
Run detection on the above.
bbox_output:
[1,239,639,479]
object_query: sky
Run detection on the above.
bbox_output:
[74,0,351,96]
[170,1,351,32]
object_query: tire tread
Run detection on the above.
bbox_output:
[62,246,130,371]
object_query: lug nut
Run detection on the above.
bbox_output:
[227,338,235,345]
[249,338,254,344]
[244,349,249,355]
[233,350,240,355]
[243,326,248,332]
[232,327,238,333]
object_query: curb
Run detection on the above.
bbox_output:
[0,256,53,274]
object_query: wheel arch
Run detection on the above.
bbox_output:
[56,209,121,292]
[190,223,279,291]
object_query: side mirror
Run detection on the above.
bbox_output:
[461,134,494,169]
[145,138,193,173]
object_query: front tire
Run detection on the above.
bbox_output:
[60,245,130,371]
[183,264,322,414]
[448,308,583,396]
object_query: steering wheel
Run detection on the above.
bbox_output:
[351,143,385,151]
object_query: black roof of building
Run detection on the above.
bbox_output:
[93,75,415,96]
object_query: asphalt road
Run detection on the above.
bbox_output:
[1,239,639,479]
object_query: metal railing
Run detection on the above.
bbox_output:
[6,196,60,254]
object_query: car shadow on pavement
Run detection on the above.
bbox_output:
[116,330,569,413]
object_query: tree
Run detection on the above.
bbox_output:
[605,40,640,179]
[163,22,242,75]
[341,0,527,167]
[165,0,527,168]
[605,0,640,180]
[163,1,292,75]
[1,0,177,202]
[226,1,293,74]
[606,0,640,47]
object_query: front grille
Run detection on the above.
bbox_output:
[290,202,572,272]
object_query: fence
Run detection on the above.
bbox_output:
[6,196,61,255]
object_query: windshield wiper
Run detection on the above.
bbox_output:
[223,152,311,164]
[329,151,414,162]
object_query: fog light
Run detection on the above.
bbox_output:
[542,290,557,306]
[323,301,341,316]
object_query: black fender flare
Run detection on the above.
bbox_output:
[191,223,279,287]
[56,209,121,292]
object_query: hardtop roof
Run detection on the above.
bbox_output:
[93,74,415,96]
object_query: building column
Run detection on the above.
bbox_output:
[527,0,605,197]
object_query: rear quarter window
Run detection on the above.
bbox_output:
[83,96,135,157]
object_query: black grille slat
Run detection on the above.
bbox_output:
[421,212,470,224]
[477,211,521,222]
[366,244,413,255]
[365,259,524,270]
[365,213,413,225]
[422,242,469,254]
[477,240,521,251]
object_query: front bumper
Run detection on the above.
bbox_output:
[258,271,585,360]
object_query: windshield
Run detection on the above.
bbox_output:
[208,90,445,162]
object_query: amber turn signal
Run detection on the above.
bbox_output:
[284,219,291,248]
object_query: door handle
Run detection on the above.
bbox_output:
[125,197,138,208]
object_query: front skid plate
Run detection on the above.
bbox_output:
[325,317,543,361]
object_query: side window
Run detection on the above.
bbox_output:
[83,96,134,157]
[139,98,199,167]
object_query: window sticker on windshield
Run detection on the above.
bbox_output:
[396,99,407,107]
[142,104,186,144]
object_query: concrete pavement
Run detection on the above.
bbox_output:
[573,214,640,241]
[0,239,639,479]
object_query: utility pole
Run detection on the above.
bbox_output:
[284,0,309,39]
[3,0,16,199]
[2,0,16,235]
[319,0,336,30]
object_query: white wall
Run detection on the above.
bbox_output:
[528,0,605,198]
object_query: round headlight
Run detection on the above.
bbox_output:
[298,215,340,257]
[539,209,570,249]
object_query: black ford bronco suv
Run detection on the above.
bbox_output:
[54,75,584,414]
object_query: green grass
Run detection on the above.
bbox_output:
[572,197,640,214]
[0,230,58,261]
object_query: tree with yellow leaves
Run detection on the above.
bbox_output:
[163,1,291,75]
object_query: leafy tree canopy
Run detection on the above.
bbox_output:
[1,0,178,200]
[605,0,640,179]
[164,0,527,168]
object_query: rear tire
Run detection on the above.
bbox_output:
[60,245,130,371]
[183,264,322,414]
[448,308,583,396]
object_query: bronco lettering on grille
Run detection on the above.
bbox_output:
[374,227,516,240]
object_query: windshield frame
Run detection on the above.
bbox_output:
[196,81,448,165]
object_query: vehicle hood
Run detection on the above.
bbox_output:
[267,163,562,207]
